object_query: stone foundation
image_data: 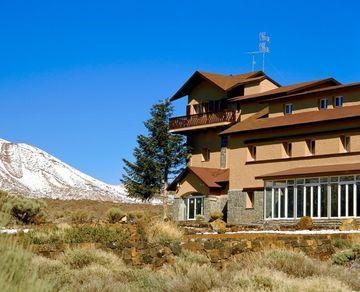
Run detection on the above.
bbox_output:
[227,190,264,225]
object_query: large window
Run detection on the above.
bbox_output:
[185,196,204,220]
[334,96,343,108]
[319,98,328,110]
[264,175,360,220]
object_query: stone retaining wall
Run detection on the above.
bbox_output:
[182,232,360,267]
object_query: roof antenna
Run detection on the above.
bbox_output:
[246,32,270,72]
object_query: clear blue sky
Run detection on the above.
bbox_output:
[0,0,359,184]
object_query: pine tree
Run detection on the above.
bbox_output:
[122,99,187,216]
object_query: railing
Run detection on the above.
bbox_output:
[169,111,236,130]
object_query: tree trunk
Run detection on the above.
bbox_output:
[162,181,168,221]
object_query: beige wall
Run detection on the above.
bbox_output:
[228,132,360,190]
[269,90,360,118]
[188,81,226,104]
[188,130,222,168]
[175,172,210,198]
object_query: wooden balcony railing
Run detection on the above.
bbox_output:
[169,111,236,130]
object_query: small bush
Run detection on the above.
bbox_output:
[333,238,351,249]
[106,208,125,223]
[331,250,356,265]
[296,216,313,230]
[179,250,210,265]
[70,210,95,224]
[147,220,183,245]
[1,196,46,224]
[195,215,205,222]
[209,211,223,221]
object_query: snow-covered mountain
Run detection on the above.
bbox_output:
[0,138,140,203]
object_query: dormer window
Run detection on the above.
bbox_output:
[284,103,293,115]
[334,96,343,108]
[319,98,328,110]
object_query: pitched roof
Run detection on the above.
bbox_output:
[167,166,229,191]
[170,70,280,101]
[256,163,360,180]
[228,78,341,103]
[221,104,360,135]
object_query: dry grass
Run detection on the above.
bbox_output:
[147,220,183,245]
[44,198,165,223]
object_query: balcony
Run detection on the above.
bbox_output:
[169,111,236,132]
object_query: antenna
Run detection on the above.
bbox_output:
[259,32,270,71]
[246,32,270,72]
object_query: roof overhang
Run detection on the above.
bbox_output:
[256,163,360,180]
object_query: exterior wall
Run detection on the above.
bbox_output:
[240,103,268,121]
[269,90,360,118]
[227,190,264,225]
[244,79,278,96]
[228,132,360,190]
[204,195,228,221]
[188,130,222,168]
[174,172,211,198]
[173,197,186,221]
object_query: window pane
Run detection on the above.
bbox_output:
[296,179,304,185]
[297,186,304,217]
[357,182,360,217]
[320,184,328,217]
[331,184,338,217]
[348,184,354,217]
[313,186,319,217]
[188,198,195,219]
[288,186,294,218]
[195,198,203,216]
[340,176,354,182]
[280,188,286,218]
[305,187,311,216]
[340,185,346,217]
[274,189,279,218]
[265,188,272,218]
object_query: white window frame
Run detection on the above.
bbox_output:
[186,196,204,220]
[334,96,343,108]
[264,175,360,221]
[319,98,328,110]
[284,103,293,115]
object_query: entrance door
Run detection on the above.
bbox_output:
[187,196,204,220]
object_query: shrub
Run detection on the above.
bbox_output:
[147,220,183,245]
[209,211,223,221]
[195,215,205,222]
[106,208,125,223]
[333,238,351,249]
[296,216,313,230]
[70,210,95,224]
[331,250,356,265]
[179,250,210,265]
[25,228,65,245]
[1,196,46,224]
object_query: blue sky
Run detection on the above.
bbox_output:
[0,0,359,184]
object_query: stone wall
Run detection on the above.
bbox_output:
[204,195,228,221]
[183,232,360,267]
[227,190,264,225]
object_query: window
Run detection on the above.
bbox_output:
[319,98,328,110]
[283,142,292,157]
[284,103,293,115]
[341,136,350,152]
[245,192,254,209]
[307,140,316,155]
[186,196,204,220]
[248,145,256,161]
[265,175,360,220]
[193,104,202,114]
[334,96,343,107]
[201,148,210,162]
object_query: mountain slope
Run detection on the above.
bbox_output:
[0,138,138,202]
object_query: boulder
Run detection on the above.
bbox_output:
[339,218,358,231]
[296,216,313,230]
[210,219,227,234]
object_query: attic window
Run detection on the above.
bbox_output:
[319,98,328,110]
[284,103,293,115]
[334,96,343,107]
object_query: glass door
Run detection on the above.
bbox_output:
[188,198,195,219]
[187,196,204,220]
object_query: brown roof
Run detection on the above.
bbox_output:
[167,166,229,191]
[170,70,281,101]
[221,104,360,135]
[256,163,360,180]
[228,78,340,103]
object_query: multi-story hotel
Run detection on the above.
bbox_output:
[168,70,360,225]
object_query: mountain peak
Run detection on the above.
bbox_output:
[0,138,139,203]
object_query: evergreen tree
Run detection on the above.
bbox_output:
[122,99,187,212]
